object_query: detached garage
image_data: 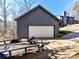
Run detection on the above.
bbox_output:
[15,5,59,39]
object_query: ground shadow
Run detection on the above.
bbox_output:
[59,30,79,39]
[62,32,79,39]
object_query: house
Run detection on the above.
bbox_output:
[59,11,74,26]
[15,5,59,39]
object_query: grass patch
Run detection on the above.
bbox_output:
[58,30,73,37]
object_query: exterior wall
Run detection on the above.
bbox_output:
[16,8,59,39]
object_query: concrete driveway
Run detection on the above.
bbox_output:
[63,30,79,39]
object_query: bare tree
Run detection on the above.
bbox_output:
[11,11,17,39]
[0,0,13,40]
[66,1,79,19]
[15,0,36,15]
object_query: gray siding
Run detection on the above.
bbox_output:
[16,8,59,39]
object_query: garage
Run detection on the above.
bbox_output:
[15,5,59,39]
[29,26,54,38]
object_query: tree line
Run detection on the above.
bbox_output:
[0,0,36,40]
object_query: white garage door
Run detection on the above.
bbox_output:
[29,26,54,38]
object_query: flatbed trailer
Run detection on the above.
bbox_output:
[0,42,49,57]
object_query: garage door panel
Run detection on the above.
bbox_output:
[29,26,54,38]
